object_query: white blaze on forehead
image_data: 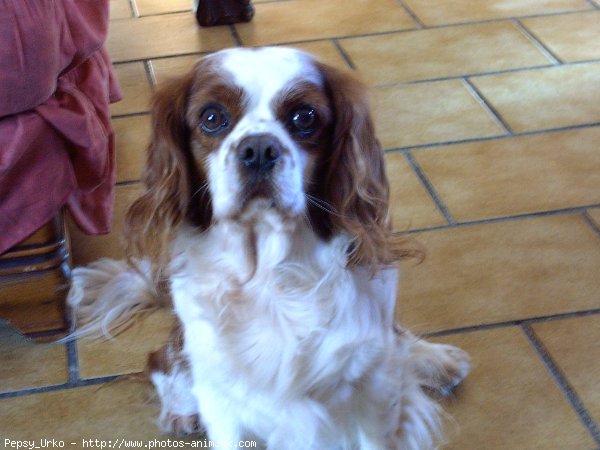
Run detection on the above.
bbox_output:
[218,47,322,110]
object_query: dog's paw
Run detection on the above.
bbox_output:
[410,340,471,396]
[159,413,203,437]
[431,343,471,396]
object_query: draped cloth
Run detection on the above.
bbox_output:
[0,0,122,254]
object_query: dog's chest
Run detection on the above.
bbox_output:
[169,221,387,391]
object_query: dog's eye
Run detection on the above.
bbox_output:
[199,104,230,135]
[291,107,318,136]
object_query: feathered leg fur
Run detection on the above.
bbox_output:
[65,258,163,339]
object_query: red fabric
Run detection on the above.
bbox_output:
[0,0,122,254]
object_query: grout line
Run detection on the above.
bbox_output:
[113,51,210,66]
[582,210,600,239]
[404,152,457,225]
[371,63,557,88]
[396,203,600,235]
[26,329,69,341]
[0,375,120,400]
[332,39,356,70]
[422,308,600,338]
[383,134,507,154]
[111,54,202,66]
[522,325,600,445]
[212,28,421,50]
[111,111,150,120]
[513,19,563,65]
[371,58,600,90]
[66,340,80,384]
[143,60,157,90]
[229,25,244,47]
[423,321,519,338]
[383,122,600,154]
[521,309,600,326]
[116,179,143,187]
[403,9,599,28]
[394,0,426,29]
[130,9,189,18]
[129,0,140,18]
[585,0,600,9]
[463,77,514,135]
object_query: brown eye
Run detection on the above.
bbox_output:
[199,104,230,135]
[291,107,318,136]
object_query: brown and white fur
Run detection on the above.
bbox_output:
[68,47,470,449]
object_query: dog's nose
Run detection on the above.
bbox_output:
[237,134,282,174]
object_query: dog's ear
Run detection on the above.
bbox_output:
[125,71,212,280]
[310,63,396,270]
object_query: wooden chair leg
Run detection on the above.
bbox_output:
[0,213,71,338]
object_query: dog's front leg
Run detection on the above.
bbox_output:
[397,328,471,396]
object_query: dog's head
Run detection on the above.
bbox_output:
[126,47,397,275]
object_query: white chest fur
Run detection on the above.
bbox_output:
[169,212,400,448]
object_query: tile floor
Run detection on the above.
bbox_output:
[1,0,600,448]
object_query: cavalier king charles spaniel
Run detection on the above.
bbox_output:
[68,47,470,449]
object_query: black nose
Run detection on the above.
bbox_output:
[237,134,282,174]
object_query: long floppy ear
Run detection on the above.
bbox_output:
[124,71,212,281]
[311,63,398,270]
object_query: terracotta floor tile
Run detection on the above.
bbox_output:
[288,41,350,70]
[385,153,446,230]
[435,328,596,449]
[396,215,600,333]
[0,380,163,441]
[372,81,505,149]
[471,62,600,133]
[402,0,591,26]
[522,11,600,63]
[68,184,144,266]
[111,63,153,116]
[107,13,235,62]
[532,315,600,424]
[588,208,600,227]
[77,310,174,379]
[150,54,202,86]
[0,325,68,393]
[113,115,151,183]
[235,0,416,46]
[341,21,551,85]
[135,0,190,16]
[413,127,600,221]
[110,0,133,19]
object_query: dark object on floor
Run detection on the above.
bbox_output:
[195,0,254,27]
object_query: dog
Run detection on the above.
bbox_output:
[68,47,470,449]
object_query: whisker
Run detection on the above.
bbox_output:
[191,182,210,199]
[305,193,335,211]
[305,194,346,218]
[301,211,316,234]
